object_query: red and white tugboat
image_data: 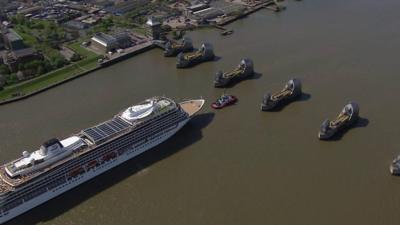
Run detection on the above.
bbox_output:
[211,94,238,109]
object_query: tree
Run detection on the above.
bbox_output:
[0,64,10,75]
[11,14,26,25]
[0,75,5,91]
[70,53,81,62]
[50,56,67,69]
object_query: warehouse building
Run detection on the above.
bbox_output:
[91,32,132,53]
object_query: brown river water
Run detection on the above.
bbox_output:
[2,0,400,224]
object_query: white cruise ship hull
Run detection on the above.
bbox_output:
[0,118,190,224]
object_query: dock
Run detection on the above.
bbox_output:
[99,41,157,67]
[216,0,280,26]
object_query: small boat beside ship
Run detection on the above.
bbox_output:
[214,59,254,87]
[318,102,359,140]
[261,78,302,111]
[164,37,194,57]
[211,94,237,109]
[176,43,215,68]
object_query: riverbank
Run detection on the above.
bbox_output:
[99,41,156,67]
[217,1,276,26]
[0,41,159,105]
[0,56,101,105]
[0,0,280,105]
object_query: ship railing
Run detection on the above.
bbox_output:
[0,105,179,188]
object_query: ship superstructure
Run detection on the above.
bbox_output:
[0,96,204,224]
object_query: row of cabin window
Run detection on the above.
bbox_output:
[4,112,185,203]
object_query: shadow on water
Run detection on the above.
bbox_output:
[321,117,369,141]
[213,56,222,62]
[217,72,263,89]
[176,56,221,69]
[247,72,262,80]
[6,113,215,225]
[262,92,312,112]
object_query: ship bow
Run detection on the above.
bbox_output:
[179,99,205,117]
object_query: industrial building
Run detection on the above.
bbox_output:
[91,32,132,53]
[2,48,42,72]
[2,29,26,51]
[145,17,162,40]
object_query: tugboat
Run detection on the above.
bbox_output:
[176,43,214,68]
[318,102,359,140]
[214,59,254,87]
[390,155,400,175]
[164,37,194,57]
[261,78,302,111]
[211,94,237,109]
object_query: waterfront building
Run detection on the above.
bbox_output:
[192,7,224,20]
[91,32,119,53]
[113,32,132,49]
[184,3,210,16]
[2,48,42,72]
[146,17,162,40]
[91,32,132,53]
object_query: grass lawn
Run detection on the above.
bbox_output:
[67,42,98,58]
[0,56,100,102]
[14,24,63,58]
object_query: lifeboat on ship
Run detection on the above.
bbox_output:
[68,167,85,178]
[102,151,117,162]
[86,160,99,170]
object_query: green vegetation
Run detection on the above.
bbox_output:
[6,14,70,85]
[0,13,105,101]
[12,15,67,59]
[87,16,140,36]
[67,42,98,58]
[0,55,100,101]
[0,37,100,101]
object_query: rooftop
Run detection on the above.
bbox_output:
[11,48,36,58]
[91,32,118,47]
[5,29,23,42]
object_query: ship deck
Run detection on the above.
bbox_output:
[179,99,205,117]
[0,97,201,192]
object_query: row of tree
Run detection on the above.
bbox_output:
[0,54,69,87]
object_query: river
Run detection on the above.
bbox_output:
[2,0,400,224]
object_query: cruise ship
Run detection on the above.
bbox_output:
[0,96,205,224]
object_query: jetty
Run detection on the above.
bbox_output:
[217,0,278,26]
[98,41,156,67]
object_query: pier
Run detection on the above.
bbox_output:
[99,41,157,67]
[216,0,277,26]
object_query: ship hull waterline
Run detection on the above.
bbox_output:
[0,118,190,224]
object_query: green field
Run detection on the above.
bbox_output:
[67,42,98,58]
[0,44,101,102]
